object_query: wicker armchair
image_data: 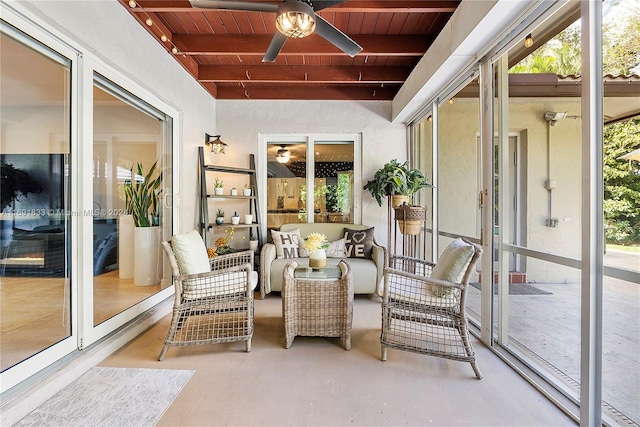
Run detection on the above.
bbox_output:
[380,238,483,379]
[158,232,256,361]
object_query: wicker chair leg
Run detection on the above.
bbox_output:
[245,338,252,352]
[158,345,169,361]
[470,361,482,379]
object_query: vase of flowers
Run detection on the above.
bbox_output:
[305,232,329,270]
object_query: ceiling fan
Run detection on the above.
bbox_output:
[276,145,292,163]
[189,0,363,62]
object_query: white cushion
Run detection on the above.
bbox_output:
[271,228,302,259]
[171,230,211,275]
[183,270,258,300]
[430,238,475,296]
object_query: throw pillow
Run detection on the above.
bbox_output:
[299,237,346,258]
[271,228,302,259]
[170,230,211,275]
[343,227,375,259]
[430,238,475,296]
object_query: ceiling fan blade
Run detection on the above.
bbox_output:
[314,15,362,57]
[189,0,278,13]
[263,32,288,62]
[310,1,348,12]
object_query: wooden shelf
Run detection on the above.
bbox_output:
[198,147,263,254]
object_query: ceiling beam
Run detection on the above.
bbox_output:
[198,65,411,83]
[173,34,430,56]
[213,84,399,100]
[134,0,459,13]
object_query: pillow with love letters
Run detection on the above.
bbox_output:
[343,227,374,259]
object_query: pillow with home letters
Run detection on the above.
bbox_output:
[299,237,346,258]
[343,227,375,259]
[271,228,302,259]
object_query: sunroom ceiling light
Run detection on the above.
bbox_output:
[275,1,316,38]
[524,33,534,48]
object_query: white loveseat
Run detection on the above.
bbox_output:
[259,223,387,299]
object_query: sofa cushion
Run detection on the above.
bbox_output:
[171,230,211,275]
[271,228,302,259]
[344,227,375,259]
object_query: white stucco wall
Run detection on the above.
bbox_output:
[11,0,217,233]
[435,97,582,283]
[216,100,408,247]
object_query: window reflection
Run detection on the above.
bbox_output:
[266,140,355,231]
[0,32,71,372]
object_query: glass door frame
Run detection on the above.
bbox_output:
[79,56,178,348]
[0,6,79,393]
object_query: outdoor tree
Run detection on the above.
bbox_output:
[510,1,640,245]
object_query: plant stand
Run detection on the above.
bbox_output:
[391,204,427,258]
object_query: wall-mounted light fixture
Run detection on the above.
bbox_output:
[524,33,534,48]
[544,111,567,126]
[205,133,228,154]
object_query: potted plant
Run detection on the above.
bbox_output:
[216,208,225,225]
[123,160,163,286]
[243,184,252,196]
[231,211,240,225]
[214,177,224,195]
[248,231,259,252]
[364,159,432,207]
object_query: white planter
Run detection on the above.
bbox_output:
[118,214,135,279]
[309,249,327,270]
[244,214,253,225]
[243,188,252,196]
[134,226,161,286]
[231,216,240,225]
[249,240,259,252]
[214,187,224,195]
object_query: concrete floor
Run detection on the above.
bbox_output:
[101,294,576,427]
[466,250,640,425]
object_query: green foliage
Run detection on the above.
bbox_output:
[123,160,162,227]
[510,3,640,76]
[604,119,640,244]
[0,161,43,211]
[363,159,433,207]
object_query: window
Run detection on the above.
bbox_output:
[264,135,361,232]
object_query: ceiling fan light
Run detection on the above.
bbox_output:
[276,146,291,163]
[276,1,316,38]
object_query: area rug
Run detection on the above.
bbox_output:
[469,282,552,295]
[14,367,194,427]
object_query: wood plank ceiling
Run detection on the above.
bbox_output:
[119,0,460,100]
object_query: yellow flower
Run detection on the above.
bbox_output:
[207,247,218,258]
[304,232,328,252]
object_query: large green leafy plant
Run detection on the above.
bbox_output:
[123,160,162,227]
[363,159,432,207]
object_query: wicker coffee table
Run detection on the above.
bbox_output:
[282,259,353,350]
